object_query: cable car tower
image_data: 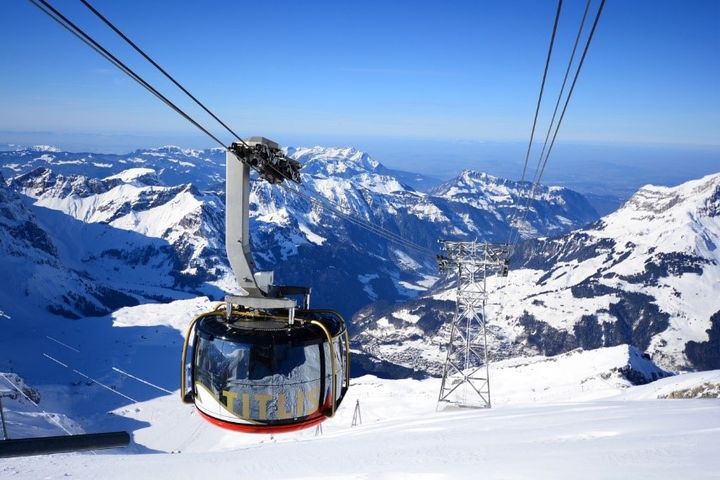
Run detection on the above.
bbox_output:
[436,241,508,409]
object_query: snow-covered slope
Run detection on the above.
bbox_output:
[4,397,718,480]
[1,295,717,479]
[354,173,720,373]
[0,172,145,319]
[432,169,598,238]
[1,290,717,479]
[12,166,229,285]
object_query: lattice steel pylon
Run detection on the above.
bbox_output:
[436,241,509,409]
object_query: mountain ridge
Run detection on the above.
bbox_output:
[353,172,720,373]
[1,145,600,324]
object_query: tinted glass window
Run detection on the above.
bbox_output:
[194,336,324,421]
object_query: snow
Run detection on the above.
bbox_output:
[408,200,448,222]
[29,145,60,152]
[1,369,718,479]
[358,274,380,300]
[392,249,422,271]
[619,370,720,400]
[104,168,157,184]
[1,145,719,476]
[393,309,421,324]
[397,281,426,291]
[298,223,327,245]
[110,297,215,332]
[589,172,720,256]
[256,207,291,227]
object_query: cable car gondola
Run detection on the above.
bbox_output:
[180,137,350,433]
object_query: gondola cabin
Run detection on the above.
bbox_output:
[180,138,349,433]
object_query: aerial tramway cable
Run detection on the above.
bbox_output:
[531,0,593,190]
[517,0,564,186]
[530,0,606,195]
[29,0,436,257]
[29,0,228,150]
[507,0,593,247]
[507,0,606,251]
[77,0,250,149]
[506,0,563,245]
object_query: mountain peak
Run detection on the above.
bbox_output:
[607,172,720,226]
[140,145,204,157]
[457,169,501,184]
[287,146,381,177]
[27,145,61,152]
[104,167,161,186]
[433,169,516,198]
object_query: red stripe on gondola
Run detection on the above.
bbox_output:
[196,409,328,434]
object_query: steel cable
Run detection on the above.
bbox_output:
[509,0,606,250]
[28,0,437,257]
[506,0,564,240]
[78,0,250,148]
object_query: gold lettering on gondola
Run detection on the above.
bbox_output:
[242,392,250,418]
[222,390,238,413]
[308,387,321,412]
[277,394,292,420]
[296,390,305,417]
[203,384,324,421]
[255,393,272,420]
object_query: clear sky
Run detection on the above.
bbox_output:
[0,0,719,181]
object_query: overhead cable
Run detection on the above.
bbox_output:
[508,0,593,247]
[29,0,437,257]
[77,0,249,148]
[509,0,605,249]
[518,0,564,184]
[506,0,564,244]
[29,0,228,150]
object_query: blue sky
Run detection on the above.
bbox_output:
[0,0,719,179]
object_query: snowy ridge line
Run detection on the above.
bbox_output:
[42,353,138,403]
[112,367,174,395]
[280,177,436,256]
[46,335,80,353]
[0,372,75,436]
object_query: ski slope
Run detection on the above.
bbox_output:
[1,298,718,479]
[2,380,718,479]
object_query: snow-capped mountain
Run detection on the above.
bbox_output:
[0,171,141,319]
[354,173,720,374]
[0,163,238,324]
[431,169,598,239]
[0,145,599,323]
[0,145,227,191]
[11,166,229,285]
[244,146,597,318]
